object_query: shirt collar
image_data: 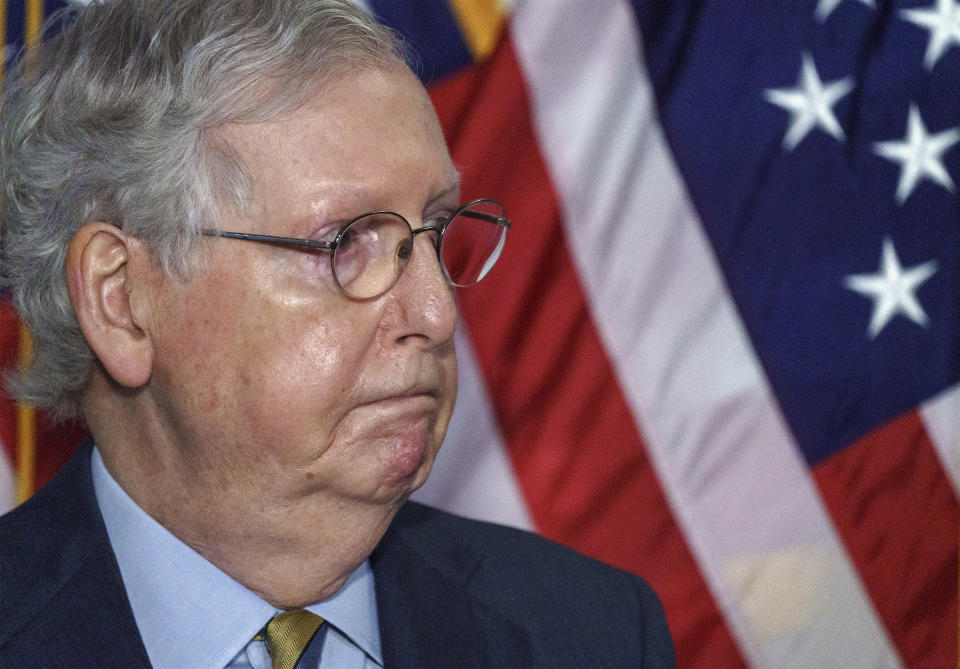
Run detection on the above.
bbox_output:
[91,446,382,668]
[305,560,382,663]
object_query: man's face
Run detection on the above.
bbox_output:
[141,67,459,523]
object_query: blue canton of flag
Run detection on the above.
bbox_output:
[365,0,474,83]
[632,0,960,465]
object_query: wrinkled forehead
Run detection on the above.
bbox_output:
[214,65,457,222]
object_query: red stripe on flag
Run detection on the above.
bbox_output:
[813,411,958,667]
[427,37,746,668]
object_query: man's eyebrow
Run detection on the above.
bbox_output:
[430,174,462,203]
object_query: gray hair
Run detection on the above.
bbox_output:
[0,0,407,419]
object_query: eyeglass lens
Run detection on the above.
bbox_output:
[332,200,508,299]
[333,212,409,298]
[440,200,508,287]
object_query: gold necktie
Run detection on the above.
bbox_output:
[262,609,325,669]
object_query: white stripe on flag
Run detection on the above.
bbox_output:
[921,382,960,497]
[412,326,535,530]
[510,1,901,667]
[0,444,14,514]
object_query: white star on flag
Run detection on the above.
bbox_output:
[900,0,960,71]
[843,237,939,339]
[815,0,875,23]
[763,52,854,151]
[873,104,960,204]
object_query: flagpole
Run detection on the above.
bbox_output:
[14,0,43,505]
[14,330,33,504]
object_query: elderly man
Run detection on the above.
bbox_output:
[0,1,673,667]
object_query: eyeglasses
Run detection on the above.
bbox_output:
[201,198,510,299]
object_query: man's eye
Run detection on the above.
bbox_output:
[338,227,358,250]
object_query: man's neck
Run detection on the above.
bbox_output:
[84,379,402,608]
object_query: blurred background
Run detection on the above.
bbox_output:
[1,1,957,667]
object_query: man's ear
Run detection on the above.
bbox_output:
[66,222,153,388]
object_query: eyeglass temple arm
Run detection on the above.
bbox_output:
[200,230,335,250]
[201,208,509,247]
[460,209,511,228]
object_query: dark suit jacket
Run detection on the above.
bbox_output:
[0,444,674,668]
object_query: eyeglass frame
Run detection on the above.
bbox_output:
[200,198,511,298]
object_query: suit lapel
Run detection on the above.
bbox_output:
[372,533,483,666]
[371,503,532,668]
[0,442,151,667]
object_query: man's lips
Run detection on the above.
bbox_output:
[358,392,439,414]
[359,379,443,408]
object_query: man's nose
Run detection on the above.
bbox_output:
[387,232,457,347]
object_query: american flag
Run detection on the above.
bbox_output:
[1,1,957,666]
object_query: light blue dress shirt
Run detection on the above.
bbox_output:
[91,448,383,669]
